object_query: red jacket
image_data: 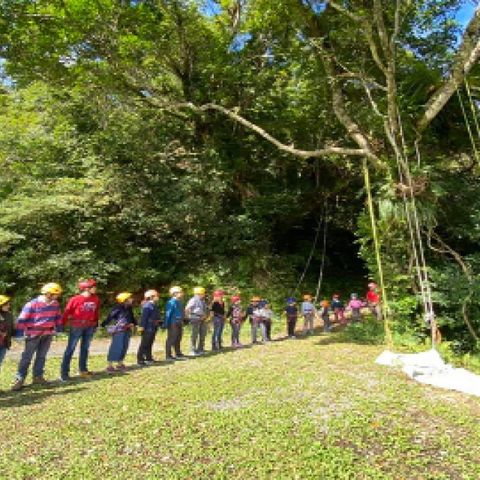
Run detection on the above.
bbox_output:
[366,291,380,304]
[61,294,100,328]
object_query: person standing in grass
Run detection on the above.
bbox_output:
[185,287,208,356]
[246,296,261,344]
[137,289,161,365]
[331,293,345,325]
[261,300,274,341]
[102,292,136,373]
[301,294,316,335]
[0,295,14,375]
[285,297,298,339]
[347,293,364,323]
[366,282,382,320]
[320,299,331,332]
[60,279,100,381]
[211,290,226,350]
[12,282,63,391]
[164,286,186,360]
[227,295,244,347]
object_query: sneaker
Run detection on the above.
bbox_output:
[11,378,24,391]
[106,366,116,374]
[59,374,71,383]
[145,361,154,365]
[32,376,48,385]
[137,361,146,366]
[116,364,126,371]
[79,371,94,378]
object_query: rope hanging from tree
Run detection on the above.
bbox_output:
[362,157,393,348]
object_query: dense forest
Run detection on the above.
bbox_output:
[1,1,480,351]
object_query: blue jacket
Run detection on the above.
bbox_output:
[101,304,136,333]
[141,301,160,332]
[164,298,184,328]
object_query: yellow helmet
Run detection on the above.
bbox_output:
[41,282,63,295]
[169,286,183,295]
[193,286,205,295]
[0,295,11,306]
[144,289,159,299]
[116,292,132,303]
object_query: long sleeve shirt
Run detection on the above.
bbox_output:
[61,294,100,328]
[16,295,62,337]
[101,304,136,333]
[140,301,160,331]
[164,298,184,328]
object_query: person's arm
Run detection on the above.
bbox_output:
[60,297,74,326]
[101,306,118,328]
[164,300,173,328]
[94,297,101,326]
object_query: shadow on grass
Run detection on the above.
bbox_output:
[0,384,88,409]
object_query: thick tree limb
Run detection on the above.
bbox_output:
[417,6,480,134]
[185,102,368,158]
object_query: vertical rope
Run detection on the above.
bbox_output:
[457,89,480,164]
[363,157,393,348]
[314,199,328,303]
[464,78,480,143]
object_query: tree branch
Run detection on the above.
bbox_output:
[417,6,480,134]
[186,102,368,159]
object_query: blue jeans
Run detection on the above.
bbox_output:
[17,335,53,380]
[0,346,6,369]
[212,315,224,349]
[61,326,95,376]
[107,331,131,362]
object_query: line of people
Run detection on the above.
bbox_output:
[0,280,382,391]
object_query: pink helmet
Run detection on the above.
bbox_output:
[79,279,97,290]
[213,289,225,297]
[368,282,377,289]
[231,295,241,303]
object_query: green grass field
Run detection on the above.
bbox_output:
[1,328,480,479]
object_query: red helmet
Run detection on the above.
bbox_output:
[213,289,225,297]
[79,279,97,290]
[231,295,241,303]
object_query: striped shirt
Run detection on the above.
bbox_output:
[17,295,62,337]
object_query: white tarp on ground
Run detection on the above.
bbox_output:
[375,349,480,397]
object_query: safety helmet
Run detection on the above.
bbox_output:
[333,293,340,298]
[303,294,313,301]
[193,287,205,295]
[144,289,159,299]
[351,293,358,299]
[258,300,267,308]
[213,289,225,297]
[368,282,377,289]
[231,295,241,303]
[116,292,132,303]
[251,296,261,302]
[41,282,63,295]
[169,286,183,296]
[78,279,97,291]
[0,295,11,307]
[286,297,296,304]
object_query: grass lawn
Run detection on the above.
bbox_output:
[1,328,480,479]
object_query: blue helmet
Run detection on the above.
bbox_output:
[258,300,267,308]
[286,297,296,304]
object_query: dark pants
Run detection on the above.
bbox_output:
[212,315,225,350]
[61,326,95,376]
[322,313,331,331]
[137,330,157,362]
[231,322,241,345]
[166,323,183,358]
[264,320,272,340]
[190,320,207,353]
[287,317,297,337]
[107,331,131,362]
[16,335,53,380]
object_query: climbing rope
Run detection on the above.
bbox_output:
[457,88,480,164]
[314,198,328,303]
[362,157,393,348]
